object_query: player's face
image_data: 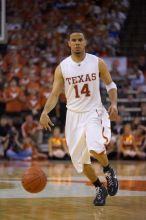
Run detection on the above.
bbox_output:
[68,33,86,54]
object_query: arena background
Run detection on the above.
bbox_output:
[0,1,146,219]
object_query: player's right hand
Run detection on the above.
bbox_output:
[108,104,119,121]
[39,111,54,131]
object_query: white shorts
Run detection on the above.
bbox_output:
[65,107,111,173]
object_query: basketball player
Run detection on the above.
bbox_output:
[40,32,118,206]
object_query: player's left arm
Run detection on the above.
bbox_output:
[99,58,118,121]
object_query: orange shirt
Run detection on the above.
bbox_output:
[21,121,39,137]
[49,137,64,149]
[3,86,24,112]
[122,134,134,149]
[26,95,41,111]
[23,142,33,149]
[40,88,51,107]
[3,53,26,71]
[7,64,23,81]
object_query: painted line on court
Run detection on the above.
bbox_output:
[1,176,146,181]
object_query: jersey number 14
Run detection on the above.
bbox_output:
[74,83,91,98]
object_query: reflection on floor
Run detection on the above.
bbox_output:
[0,160,146,220]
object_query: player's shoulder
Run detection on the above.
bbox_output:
[60,56,71,65]
[86,53,99,62]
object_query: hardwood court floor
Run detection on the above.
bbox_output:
[0,160,146,220]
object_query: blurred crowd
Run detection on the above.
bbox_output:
[0,0,130,122]
[108,117,146,160]
[0,115,70,161]
[4,0,129,59]
[0,0,146,161]
[0,114,146,161]
[101,56,146,120]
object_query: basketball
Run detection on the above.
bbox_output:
[21,167,47,193]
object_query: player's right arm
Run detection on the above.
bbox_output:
[40,65,64,130]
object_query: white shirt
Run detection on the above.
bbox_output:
[60,53,103,112]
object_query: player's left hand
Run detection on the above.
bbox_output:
[108,104,119,121]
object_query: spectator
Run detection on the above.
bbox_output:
[3,78,25,116]
[131,117,141,131]
[26,72,40,94]
[131,71,145,89]
[40,82,52,108]
[26,89,42,116]
[112,116,123,135]
[118,124,137,159]
[8,135,47,161]
[134,126,146,159]
[19,66,31,88]
[48,126,69,160]
[6,135,32,161]
[40,67,54,86]
[32,145,48,160]
[21,114,43,147]
[107,116,123,159]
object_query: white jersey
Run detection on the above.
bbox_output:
[60,53,103,112]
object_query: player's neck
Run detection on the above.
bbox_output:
[71,52,86,63]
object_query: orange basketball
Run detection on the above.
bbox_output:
[21,167,47,193]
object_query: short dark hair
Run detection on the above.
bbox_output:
[68,32,86,40]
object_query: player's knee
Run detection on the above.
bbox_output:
[89,150,106,157]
